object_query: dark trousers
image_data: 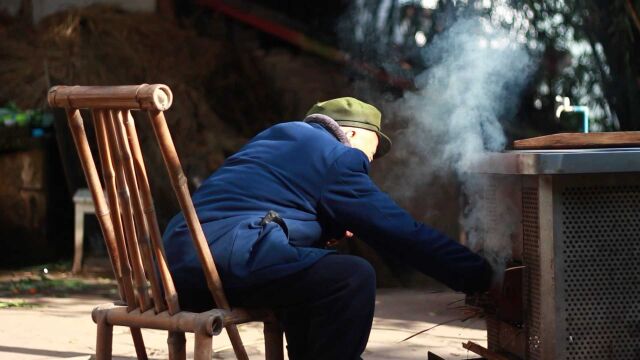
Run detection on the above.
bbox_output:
[226,254,376,360]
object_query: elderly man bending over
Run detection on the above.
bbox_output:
[163,97,493,359]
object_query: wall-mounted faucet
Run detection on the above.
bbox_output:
[555,96,590,133]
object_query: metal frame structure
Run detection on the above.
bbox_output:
[476,149,640,359]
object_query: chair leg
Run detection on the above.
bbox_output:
[130,327,148,360]
[96,319,113,360]
[72,207,84,273]
[194,331,213,360]
[264,321,284,360]
[168,331,186,360]
[226,324,249,360]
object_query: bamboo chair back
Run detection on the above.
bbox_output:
[48,84,248,358]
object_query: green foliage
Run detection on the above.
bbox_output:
[0,262,118,298]
[0,261,118,298]
[0,102,53,128]
[0,300,39,309]
[340,0,640,131]
[0,277,87,296]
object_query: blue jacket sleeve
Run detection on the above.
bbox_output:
[318,149,493,294]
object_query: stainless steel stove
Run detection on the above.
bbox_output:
[472,147,640,359]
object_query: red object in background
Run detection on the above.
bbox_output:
[198,0,414,90]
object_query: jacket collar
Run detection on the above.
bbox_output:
[304,114,351,147]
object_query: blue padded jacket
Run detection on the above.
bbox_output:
[163,121,492,298]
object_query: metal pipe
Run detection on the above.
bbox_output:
[572,105,590,133]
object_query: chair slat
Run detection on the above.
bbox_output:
[123,111,181,315]
[112,110,166,313]
[147,109,249,360]
[65,109,122,296]
[92,109,138,310]
[66,108,149,359]
[105,110,153,311]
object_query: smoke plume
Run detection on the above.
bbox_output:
[386,18,534,271]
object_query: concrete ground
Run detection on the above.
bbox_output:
[0,288,486,359]
[0,261,486,359]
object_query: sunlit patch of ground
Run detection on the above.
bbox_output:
[0,263,486,359]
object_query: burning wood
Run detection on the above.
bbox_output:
[462,341,510,360]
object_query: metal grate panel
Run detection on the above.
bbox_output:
[522,186,541,360]
[560,185,640,359]
[484,178,501,352]
[486,316,500,351]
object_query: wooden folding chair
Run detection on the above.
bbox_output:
[48,84,284,360]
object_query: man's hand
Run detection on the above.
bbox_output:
[467,265,523,324]
[326,230,354,247]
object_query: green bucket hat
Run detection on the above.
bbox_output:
[306,97,392,158]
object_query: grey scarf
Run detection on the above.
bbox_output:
[304,114,351,147]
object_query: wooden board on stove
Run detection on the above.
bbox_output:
[513,131,640,150]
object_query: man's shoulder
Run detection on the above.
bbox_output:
[261,121,325,138]
[260,121,310,132]
[256,121,346,153]
[329,147,371,174]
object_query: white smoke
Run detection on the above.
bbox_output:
[386,17,534,271]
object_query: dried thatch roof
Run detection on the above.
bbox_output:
[0,6,257,221]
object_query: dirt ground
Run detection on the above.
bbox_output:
[0,265,487,359]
